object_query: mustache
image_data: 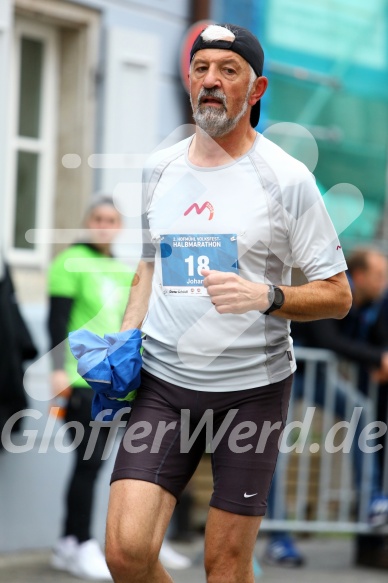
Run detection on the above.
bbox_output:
[197,88,227,109]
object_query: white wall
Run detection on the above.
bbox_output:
[92,0,192,264]
[71,0,191,143]
[0,1,12,254]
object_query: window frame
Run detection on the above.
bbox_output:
[5,16,59,266]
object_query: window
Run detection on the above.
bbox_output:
[6,17,59,265]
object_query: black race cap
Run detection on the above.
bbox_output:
[190,24,265,127]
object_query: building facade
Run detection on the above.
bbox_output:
[0,0,193,297]
[0,0,194,552]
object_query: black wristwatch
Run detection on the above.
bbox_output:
[263,285,285,315]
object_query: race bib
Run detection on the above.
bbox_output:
[160,234,238,296]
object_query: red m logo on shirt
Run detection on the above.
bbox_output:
[184,202,214,220]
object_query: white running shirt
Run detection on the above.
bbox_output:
[139,133,347,391]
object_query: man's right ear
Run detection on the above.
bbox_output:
[249,76,268,107]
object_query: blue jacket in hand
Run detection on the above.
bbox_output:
[69,329,142,420]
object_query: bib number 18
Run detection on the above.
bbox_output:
[184,255,210,276]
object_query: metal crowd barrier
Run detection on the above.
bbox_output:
[262,346,388,534]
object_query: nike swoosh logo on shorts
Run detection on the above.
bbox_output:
[244,492,258,498]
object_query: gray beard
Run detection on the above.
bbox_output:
[191,87,250,138]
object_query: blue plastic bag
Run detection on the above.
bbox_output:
[69,329,142,420]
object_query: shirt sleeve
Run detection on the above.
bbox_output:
[286,173,348,281]
[47,296,73,368]
[47,249,78,369]
[140,165,156,261]
[141,208,156,261]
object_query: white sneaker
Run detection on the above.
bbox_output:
[68,539,113,581]
[51,536,78,570]
[159,541,192,570]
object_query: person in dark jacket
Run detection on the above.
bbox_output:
[264,248,388,566]
[293,248,388,378]
[294,248,388,484]
[0,254,38,447]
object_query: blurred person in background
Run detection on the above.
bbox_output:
[47,194,132,580]
[47,194,191,579]
[293,247,388,508]
[265,247,388,566]
[0,249,38,448]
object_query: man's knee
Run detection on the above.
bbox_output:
[105,536,159,582]
[106,479,175,580]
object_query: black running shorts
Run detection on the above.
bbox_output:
[111,370,292,516]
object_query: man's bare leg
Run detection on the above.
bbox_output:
[204,507,262,583]
[106,479,176,583]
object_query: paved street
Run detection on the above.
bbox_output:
[1,536,387,583]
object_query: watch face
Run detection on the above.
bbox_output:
[274,287,284,306]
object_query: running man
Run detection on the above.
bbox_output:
[105,23,352,583]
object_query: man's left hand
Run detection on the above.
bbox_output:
[202,270,270,314]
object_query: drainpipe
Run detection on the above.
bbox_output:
[191,0,210,22]
[182,0,211,123]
